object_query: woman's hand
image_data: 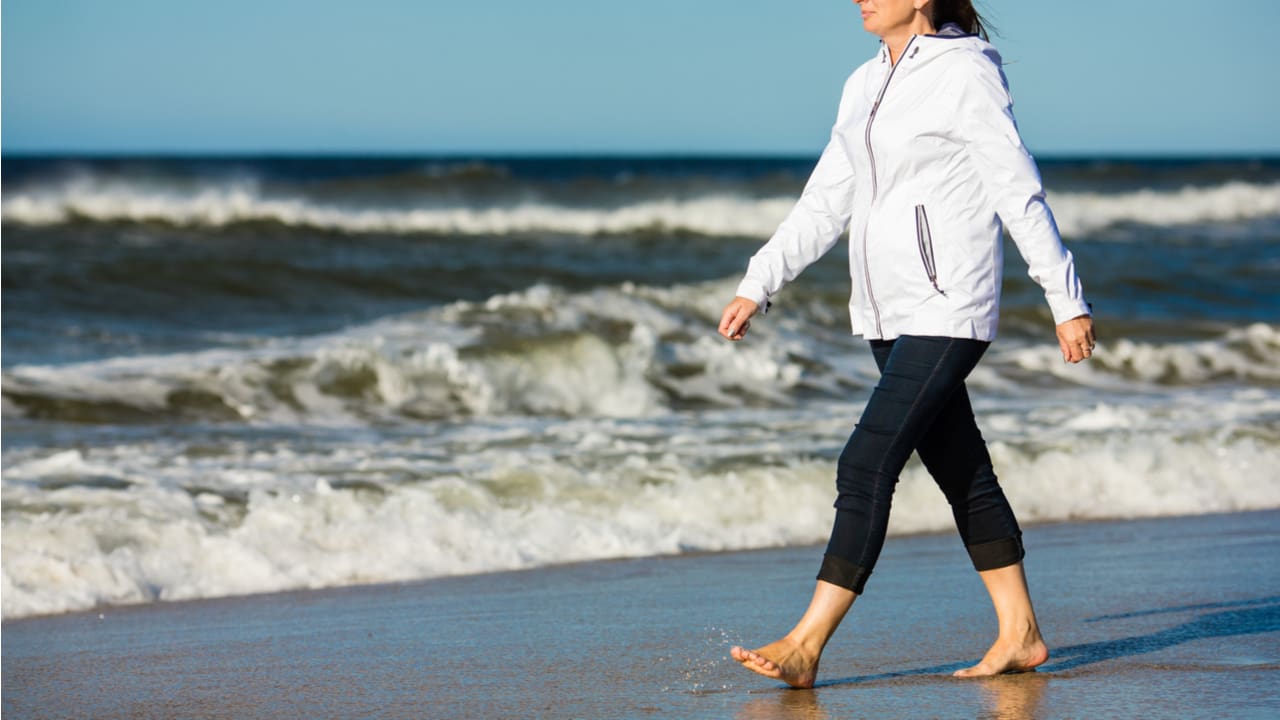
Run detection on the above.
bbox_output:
[1056,314,1096,363]
[718,297,760,341]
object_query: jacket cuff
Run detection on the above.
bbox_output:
[733,279,772,315]
[1048,297,1092,325]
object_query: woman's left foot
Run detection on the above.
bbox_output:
[953,635,1049,677]
[730,638,821,688]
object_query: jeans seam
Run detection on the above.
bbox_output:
[857,336,957,568]
[872,337,957,477]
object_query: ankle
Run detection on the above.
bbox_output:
[997,617,1041,644]
[783,631,827,656]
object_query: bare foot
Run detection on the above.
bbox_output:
[953,635,1050,677]
[730,637,821,689]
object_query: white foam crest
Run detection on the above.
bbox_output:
[1048,181,1280,237]
[385,280,811,415]
[4,178,1278,237]
[0,450,837,619]
[1,280,812,423]
[5,281,1276,430]
[0,178,795,237]
[993,435,1279,521]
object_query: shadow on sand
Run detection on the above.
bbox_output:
[813,595,1280,683]
[1045,596,1280,671]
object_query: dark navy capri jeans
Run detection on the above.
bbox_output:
[818,335,1025,593]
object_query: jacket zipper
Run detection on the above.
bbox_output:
[914,204,945,295]
[861,37,915,337]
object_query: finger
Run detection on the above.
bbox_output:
[1074,339,1087,362]
[718,308,735,337]
[720,307,743,338]
[726,313,747,340]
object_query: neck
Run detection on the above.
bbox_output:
[882,15,937,65]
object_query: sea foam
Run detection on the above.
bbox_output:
[3,418,1276,619]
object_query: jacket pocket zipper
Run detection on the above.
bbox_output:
[914,204,945,296]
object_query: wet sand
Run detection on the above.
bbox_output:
[4,510,1279,719]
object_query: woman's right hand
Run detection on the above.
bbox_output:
[718,297,760,341]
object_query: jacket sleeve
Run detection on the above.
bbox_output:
[734,92,856,311]
[949,55,1091,325]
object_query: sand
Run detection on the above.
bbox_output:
[4,510,1278,719]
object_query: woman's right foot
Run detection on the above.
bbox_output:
[730,637,821,689]
[953,634,1049,677]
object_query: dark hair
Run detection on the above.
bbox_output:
[931,0,994,41]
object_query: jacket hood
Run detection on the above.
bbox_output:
[876,22,1002,69]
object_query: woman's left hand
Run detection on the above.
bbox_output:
[1056,315,1096,363]
[718,297,760,341]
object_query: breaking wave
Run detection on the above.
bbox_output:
[4,178,1278,238]
[5,279,1278,429]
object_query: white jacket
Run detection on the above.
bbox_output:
[735,24,1089,341]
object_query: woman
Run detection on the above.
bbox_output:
[719,0,1096,688]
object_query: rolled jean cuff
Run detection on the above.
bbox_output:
[966,534,1025,572]
[817,553,871,594]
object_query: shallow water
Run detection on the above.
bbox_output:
[3,512,1278,719]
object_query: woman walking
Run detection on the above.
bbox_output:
[719,0,1095,687]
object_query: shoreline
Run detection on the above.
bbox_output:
[5,509,1279,718]
[2,508,1269,625]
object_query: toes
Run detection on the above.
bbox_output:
[730,646,787,680]
[732,654,783,680]
[953,664,988,678]
[752,659,783,679]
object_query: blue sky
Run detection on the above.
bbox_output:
[3,0,1278,155]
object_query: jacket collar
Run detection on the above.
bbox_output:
[876,23,994,68]
[930,22,970,38]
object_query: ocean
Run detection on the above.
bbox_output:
[2,154,1278,619]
